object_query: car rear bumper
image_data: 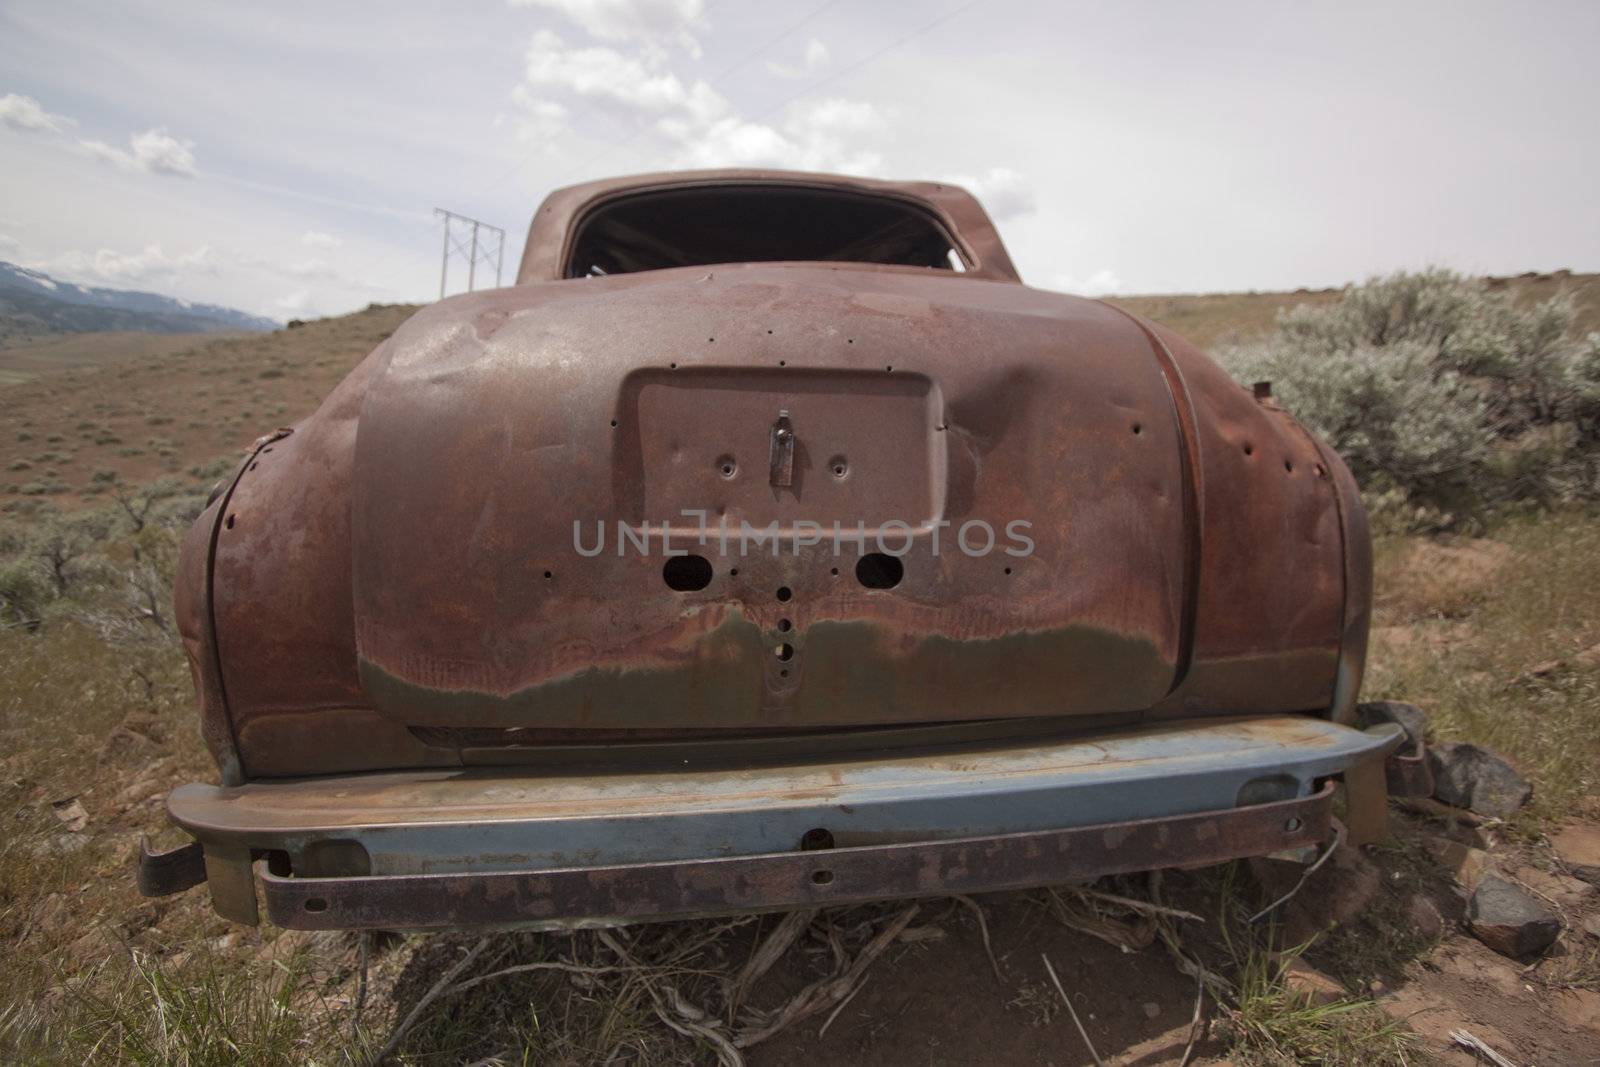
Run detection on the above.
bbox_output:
[146,714,1406,929]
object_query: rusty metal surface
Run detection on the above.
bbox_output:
[172,168,1370,780]
[135,836,207,898]
[1386,738,1434,797]
[258,784,1337,931]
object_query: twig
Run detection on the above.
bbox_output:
[351,930,371,1039]
[368,936,491,1065]
[449,959,631,994]
[1176,965,1204,1067]
[1041,953,1105,1067]
[726,908,816,1024]
[952,894,1004,983]
[734,904,918,1048]
[1449,1028,1520,1067]
[1064,885,1205,923]
[817,973,870,1038]
[1247,820,1346,924]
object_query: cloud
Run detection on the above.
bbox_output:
[507,89,569,141]
[48,243,216,285]
[521,30,722,124]
[0,93,75,133]
[766,37,829,79]
[0,233,21,256]
[942,167,1035,222]
[79,127,198,177]
[300,230,341,249]
[510,0,706,53]
[1050,268,1124,296]
[513,32,884,175]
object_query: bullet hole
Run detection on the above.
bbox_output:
[225,514,236,529]
[776,586,793,602]
[855,553,903,589]
[1132,423,1143,435]
[543,570,553,580]
[663,554,713,591]
[778,618,792,632]
[1285,460,1294,473]
[1243,443,1254,456]
[775,643,794,661]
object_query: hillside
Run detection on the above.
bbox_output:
[0,261,276,349]
[2,304,415,509]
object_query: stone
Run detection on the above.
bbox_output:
[1428,742,1532,819]
[1583,913,1600,941]
[1140,1001,1161,1020]
[1422,835,1493,890]
[1509,864,1594,911]
[1406,893,1445,941]
[1467,873,1561,957]
[1356,700,1429,746]
[1281,957,1344,1005]
[1551,820,1600,887]
[1251,845,1381,944]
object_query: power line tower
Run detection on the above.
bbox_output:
[434,208,506,299]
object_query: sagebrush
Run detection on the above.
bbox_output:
[1218,269,1600,527]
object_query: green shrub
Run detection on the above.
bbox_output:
[1219,269,1600,522]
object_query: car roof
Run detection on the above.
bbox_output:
[514,169,1022,285]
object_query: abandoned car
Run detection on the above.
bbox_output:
[139,170,1426,929]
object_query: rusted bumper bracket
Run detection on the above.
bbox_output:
[136,836,208,898]
[262,784,1338,930]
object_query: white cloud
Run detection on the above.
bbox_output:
[514,31,885,175]
[1051,268,1124,296]
[507,89,569,141]
[510,0,706,53]
[0,233,21,256]
[47,243,216,285]
[300,230,341,249]
[522,30,723,124]
[943,167,1035,222]
[79,127,198,177]
[766,37,829,79]
[0,93,75,133]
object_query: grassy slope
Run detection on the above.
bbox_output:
[1,281,1596,1063]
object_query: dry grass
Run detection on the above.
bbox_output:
[1366,508,1600,828]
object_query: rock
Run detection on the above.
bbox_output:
[27,892,70,939]
[1582,913,1600,940]
[98,725,158,768]
[1422,835,1493,890]
[1467,873,1561,957]
[1356,700,1429,746]
[1429,742,1532,819]
[1141,1001,1161,1020]
[49,796,88,832]
[1406,894,1445,941]
[1552,821,1600,887]
[1281,957,1344,1005]
[1250,844,1381,944]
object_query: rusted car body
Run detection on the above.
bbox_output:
[142,170,1422,928]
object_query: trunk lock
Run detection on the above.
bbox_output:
[769,409,795,488]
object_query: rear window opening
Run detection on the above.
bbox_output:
[566,184,968,278]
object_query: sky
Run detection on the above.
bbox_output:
[1,0,1596,322]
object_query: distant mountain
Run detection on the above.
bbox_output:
[0,261,276,347]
